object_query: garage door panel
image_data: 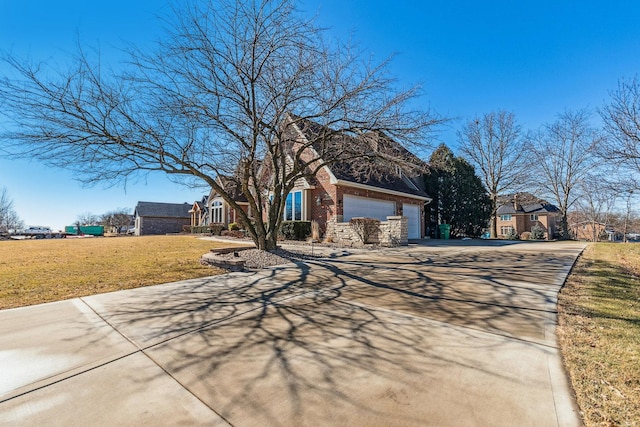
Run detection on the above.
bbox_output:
[343,195,395,222]
[403,203,421,239]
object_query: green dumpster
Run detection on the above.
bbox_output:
[438,223,451,239]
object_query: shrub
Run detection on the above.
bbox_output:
[228,222,240,231]
[310,220,320,241]
[279,221,311,240]
[209,224,226,235]
[506,229,520,240]
[349,217,381,244]
[520,231,532,241]
[531,224,545,240]
[221,229,245,238]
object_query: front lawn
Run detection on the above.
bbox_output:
[0,235,237,310]
[558,243,640,426]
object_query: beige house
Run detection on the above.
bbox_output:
[496,195,559,240]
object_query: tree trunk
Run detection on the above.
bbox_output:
[560,212,570,240]
[489,195,498,239]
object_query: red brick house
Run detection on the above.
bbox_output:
[204,116,430,240]
[496,194,560,240]
[273,116,430,239]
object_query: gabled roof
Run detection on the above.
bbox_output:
[288,116,429,199]
[497,202,559,215]
[210,176,249,203]
[134,202,192,218]
[190,201,206,212]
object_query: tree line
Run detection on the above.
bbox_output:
[0,187,23,233]
[75,210,133,234]
[453,103,639,240]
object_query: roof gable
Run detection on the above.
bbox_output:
[288,116,429,199]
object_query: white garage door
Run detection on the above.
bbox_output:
[343,195,395,221]
[403,203,421,239]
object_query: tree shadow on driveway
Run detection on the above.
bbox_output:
[82,244,583,426]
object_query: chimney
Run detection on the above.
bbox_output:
[513,194,519,211]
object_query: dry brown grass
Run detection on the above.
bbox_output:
[0,235,242,310]
[558,243,640,427]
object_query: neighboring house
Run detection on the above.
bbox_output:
[496,194,559,240]
[189,196,209,227]
[570,221,620,242]
[133,201,192,236]
[205,176,250,227]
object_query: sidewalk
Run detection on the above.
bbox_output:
[0,241,585,426]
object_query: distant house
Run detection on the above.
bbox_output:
[496,193,560,240]
[133,201,192,236]
[569,220,620,242]
[189,196,209,228]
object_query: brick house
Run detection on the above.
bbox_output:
[496,194,559,240]
[133,201,192,235]
[569,220,621,241]
[204,176,250,228]
[189,197,208,227]
[273,115,430,240]
[204,116,430,241]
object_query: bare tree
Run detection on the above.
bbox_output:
[100,208,133,233]
[527,110,601,239]
[0,187,24,232]
[458,111,526,238]
[573,179,616,241]
[76,212,99,226]
[0,0,440,250]
[600,76,640,188]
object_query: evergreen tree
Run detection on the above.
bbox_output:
[425,144,491,238]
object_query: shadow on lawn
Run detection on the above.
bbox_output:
[82,245,581,425]
[567,256,640,325]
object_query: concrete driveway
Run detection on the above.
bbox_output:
[0,240,585,426]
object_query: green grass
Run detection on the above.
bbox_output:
[0,235,242,310]
[558,243,640,426]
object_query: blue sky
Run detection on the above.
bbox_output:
[2,1,639,230]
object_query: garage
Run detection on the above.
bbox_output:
[403,203,421,239]
[343,195,395,222]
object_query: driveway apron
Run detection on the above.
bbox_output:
[0,241,586,426]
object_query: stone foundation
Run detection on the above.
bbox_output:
[200,252,246,271]
[325,216,408,247]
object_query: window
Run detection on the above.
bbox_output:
[212,200,223,223]
[530,214,538,221]
[500,214,512,221]
[284,191,303,221]
[500,226,514,235]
